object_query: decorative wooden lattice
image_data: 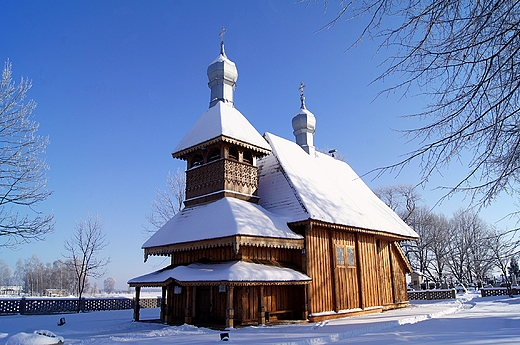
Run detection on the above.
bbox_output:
[186,159,257,200]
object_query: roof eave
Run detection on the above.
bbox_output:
[172,135,271,160]
[289,219,418,241]
[143,235,305,262]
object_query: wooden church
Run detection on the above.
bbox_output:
[128,37,419,327]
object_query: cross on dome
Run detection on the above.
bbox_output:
[219,27,227,57]
[299,82,306,109]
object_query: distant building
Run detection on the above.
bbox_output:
[0,286,23,295]
[129,37,418,327]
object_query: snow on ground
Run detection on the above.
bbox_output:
[1,292,520,344]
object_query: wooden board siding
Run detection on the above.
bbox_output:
[164,285,186,324]
[171,246,303,267]
[233,285,303,324]
[378,240,395,306]
[171,246,238,265]
[306,226,334,314]
[332,231,360,311]
[391,243,409,303]
[235,286,259,324]
[240,246,303,265]
[356,233,382,309]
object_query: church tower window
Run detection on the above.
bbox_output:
[229,147,238,161]
[243,151,253,165]
[191,154,204,168]
[208,148,221,162]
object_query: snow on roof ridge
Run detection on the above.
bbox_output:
[173,101,270,155]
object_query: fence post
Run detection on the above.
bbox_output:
[20,297,26,315]
[80,297,86,312]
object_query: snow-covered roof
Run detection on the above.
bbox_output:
[172,101,271,156]
[258,133,418,239]
[142,197,303,249]
[128,260,311,286]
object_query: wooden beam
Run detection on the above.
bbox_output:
[226,285,235,328]
[133,286,141,322]
[389,243,397,304]
[166,284,173,325]
[160,286,166,322]
[184,286,192,324]
[258,285,265,325]
[329,230,338,312]
[355,233,365,310]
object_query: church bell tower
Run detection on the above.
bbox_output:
[171,30,271,207]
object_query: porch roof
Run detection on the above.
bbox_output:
[128,260,311,287]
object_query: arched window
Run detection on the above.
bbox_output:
[243,151,253,165]
[191,154,204,168]
[208,148,221,162]
[229,147,238,160]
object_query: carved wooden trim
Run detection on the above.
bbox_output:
[144,235,305,261]
[173,135,270,159]
[290,219,417,242]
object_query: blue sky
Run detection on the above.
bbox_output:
[1,0,516,289]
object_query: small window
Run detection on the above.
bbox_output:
[243,151,253,164]
[191,154,204,168]
[336,246,345,266]
[347,247,355,267]
[229,147,238,160]
[208,148,221,162]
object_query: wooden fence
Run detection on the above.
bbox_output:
[407,289,456,300]
[0,297,160,315]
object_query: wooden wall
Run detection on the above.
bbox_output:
[306,224,410,317]
[357,233,382,308]
[391,243,409,303]
[171,246,237,266]
[305,227,334,314]
[171,246,302,267]
[332,231,359,311]
[378,240,395,306]
[235,285,303,324]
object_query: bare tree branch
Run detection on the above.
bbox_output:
[310,0,520,208]
[64,214,109,307]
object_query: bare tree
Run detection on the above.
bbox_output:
[64,214,109,306]
[488,228,518,294]
[427,213,450,283]
[311,1,520,207]
[373,184,420,222]
[103,276,116,294]
[0,60,54,247]
[143,169,185,234]
[403,206,437,278]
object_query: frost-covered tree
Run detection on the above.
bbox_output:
[103,277,116,294]
[0,259,13,286]
[0,60,53,247]
[64,214,109,306]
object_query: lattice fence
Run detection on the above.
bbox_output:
[481,288,520,297]
[407,289,456,300]
[0,297,161,315]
